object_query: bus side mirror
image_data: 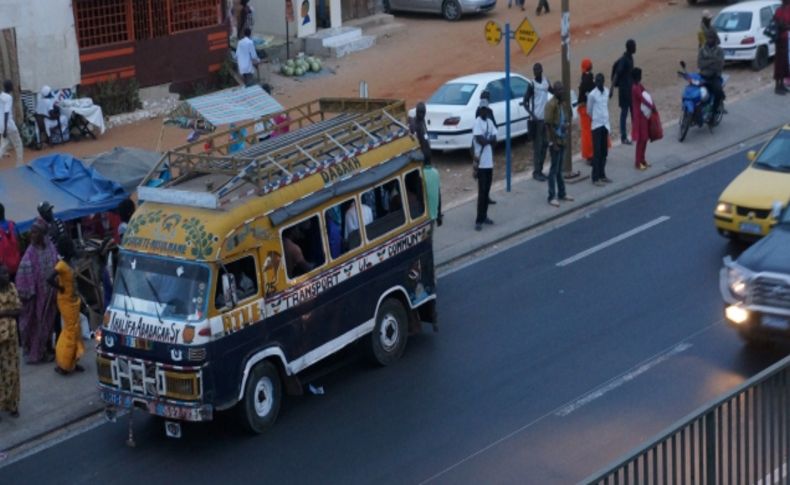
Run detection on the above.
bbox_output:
[747,150,757,162]
[222,273,238,309]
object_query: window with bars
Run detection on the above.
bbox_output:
[74,0,222,49]
[74,0,131,49]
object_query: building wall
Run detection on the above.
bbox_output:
[73,0,228,88]
[0,0,81,91]
[253,0,340,38]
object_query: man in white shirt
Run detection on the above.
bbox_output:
[344,201,373,240]
[586,73,612,186]
[522,63,551,181]
[235,28,260,87]
[0,80,23,167]
[36,85,69,144]
[472,91,497,231]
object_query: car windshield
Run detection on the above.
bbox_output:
[112,253,210,321]
[753,130,790,172]
[427,83,478,106]
[713,11,753,32]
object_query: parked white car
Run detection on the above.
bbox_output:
[713,0,781,70]
[385,0,496,21]
[410,72,532,152]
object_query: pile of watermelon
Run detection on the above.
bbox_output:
[281,57,322,77]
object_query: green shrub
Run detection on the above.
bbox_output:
[78,78,142,116]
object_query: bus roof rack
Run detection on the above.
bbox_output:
[138,98,410,210]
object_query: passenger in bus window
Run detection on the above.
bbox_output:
[405,171,425,219]
[283,224,316,278]
[325,206,343,259]
[344,201,373,240]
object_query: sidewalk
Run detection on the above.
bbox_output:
[1,85,787,458]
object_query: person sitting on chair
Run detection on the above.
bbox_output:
[35,86,69,144]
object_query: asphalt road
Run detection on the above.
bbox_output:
[2,147,788,485]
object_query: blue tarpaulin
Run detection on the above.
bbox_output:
[0,154,129,233]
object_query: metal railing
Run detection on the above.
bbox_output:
[583,353,790,485]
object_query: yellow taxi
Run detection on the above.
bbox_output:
[714,124,790,239]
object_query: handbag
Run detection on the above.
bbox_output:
[764,19,778,43]
[649,109,663,142]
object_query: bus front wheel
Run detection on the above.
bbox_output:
[238,360,282,434]
[370,298,408,366]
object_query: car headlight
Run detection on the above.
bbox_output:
[716,202,733,214]
[727,266,751,298]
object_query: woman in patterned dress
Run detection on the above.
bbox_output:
[16,219,58,364]
[0,264,22,419]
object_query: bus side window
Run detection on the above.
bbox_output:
[404,170,425,220]
[283,215,326,279]
[363,178,406,241]
[215,255,259,309]
[326,198,360,259]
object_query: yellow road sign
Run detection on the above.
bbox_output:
[485,21,502,46]
[515,17,539,56]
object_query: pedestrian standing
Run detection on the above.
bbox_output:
[611,39,636,145]
[544,82,575,207]
[38,201,74,259]
[238,0,255,35]
[472,93,497,231]
[236,28,260,87]
[577,58,595,164]
[410,102,443,225]
[0,265,21,420]
[523,63,551,182]
[0,203,21,281]
[50,240,84,375]
[536,0,550,16]
[773,0,790,95]
[15,219,58,364]
[0,80,24,167]
[630,67,655,170]
[587,73,612,186]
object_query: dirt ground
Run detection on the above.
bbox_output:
[2,0,776,205]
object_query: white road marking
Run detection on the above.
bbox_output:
[419,322,720,484]
[554,342,692,417]
[555,215,671,267]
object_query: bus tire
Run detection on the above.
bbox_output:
[238,360,282,434]
[370,298,408,366]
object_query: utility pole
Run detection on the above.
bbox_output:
[560,0,572,175]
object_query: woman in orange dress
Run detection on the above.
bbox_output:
[577,58,595,163]
[48,241,84,375]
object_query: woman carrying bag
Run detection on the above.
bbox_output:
[630,68,656,171]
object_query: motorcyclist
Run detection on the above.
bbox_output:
[697,29,725,125]
[697,10,719,49]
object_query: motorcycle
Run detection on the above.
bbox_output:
[677,61,728,142]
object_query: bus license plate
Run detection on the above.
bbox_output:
[102,390,131,409]
[739,222,762,235]
[763,315,789,330]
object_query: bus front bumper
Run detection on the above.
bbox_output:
[100,387,213,422]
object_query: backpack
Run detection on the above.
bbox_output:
[0,222,21,275]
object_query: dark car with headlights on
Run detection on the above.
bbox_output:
[721,202,790,345]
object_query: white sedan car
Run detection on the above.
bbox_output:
[713,0,780,70]
[410,72,532,152]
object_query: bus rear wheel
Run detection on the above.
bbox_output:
[370,298,408,366]
[238,361,282,434]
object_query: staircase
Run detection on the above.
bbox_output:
[304,13,405,59]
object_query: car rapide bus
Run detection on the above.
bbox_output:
[96,98,440,436]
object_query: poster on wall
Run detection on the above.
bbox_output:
[296,0,316,38]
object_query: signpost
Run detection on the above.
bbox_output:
[484,18,539,192]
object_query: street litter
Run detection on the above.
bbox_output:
[308,384,325,395]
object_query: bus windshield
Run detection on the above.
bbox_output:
[112,253,210,321]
